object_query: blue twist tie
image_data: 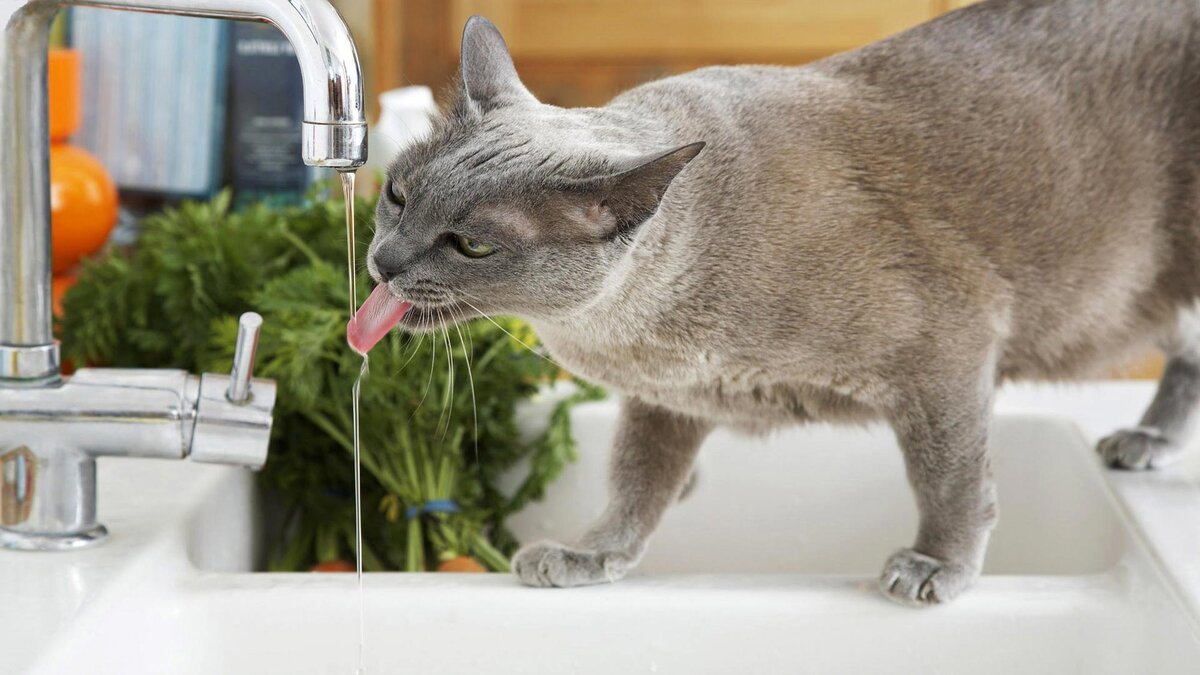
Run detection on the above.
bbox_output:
[404,499,460,520]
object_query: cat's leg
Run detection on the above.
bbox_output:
[512,398,711,588]
[1097,304,1200,469]
[879,365,998,606]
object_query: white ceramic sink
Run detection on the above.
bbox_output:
[3,382,1200,674]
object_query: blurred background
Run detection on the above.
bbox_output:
[48,0,1161,377]
[52,0,982,208]
[371,1,974,108]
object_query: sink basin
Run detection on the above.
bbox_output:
[4,382,1199,674]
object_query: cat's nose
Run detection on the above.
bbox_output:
[371,250,404,282]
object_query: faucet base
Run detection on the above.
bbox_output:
[0,343,61,382]
[0,524,108,551]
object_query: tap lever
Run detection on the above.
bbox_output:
[226,312,262,404]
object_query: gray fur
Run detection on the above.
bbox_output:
[369,1,1200,605]
[1099,302,1200,468]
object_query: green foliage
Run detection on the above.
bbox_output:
[59,188,603,571]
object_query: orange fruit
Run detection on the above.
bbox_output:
[52,274,76,318]
[53,273,79,375]
[50,143,118,274]
[48,49,81,142]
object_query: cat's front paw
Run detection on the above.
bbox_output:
[879,548,979,607]
[511,540,632,588]
[1097,427,1182,470]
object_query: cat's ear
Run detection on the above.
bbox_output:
[459,16,537,109]
[584,142,706,237]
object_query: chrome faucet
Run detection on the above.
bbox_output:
[0,0,367,550]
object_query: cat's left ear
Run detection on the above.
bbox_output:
[460,16,537,110]
[583,142,706,237]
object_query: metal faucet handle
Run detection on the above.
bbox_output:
[189,312,276,470]
[227,312,262,404]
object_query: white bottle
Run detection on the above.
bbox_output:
[362,86,437,188]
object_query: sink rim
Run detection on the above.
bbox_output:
[6,381,1200,674]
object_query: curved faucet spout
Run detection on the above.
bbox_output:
[0,0,367,374]
[25,0,368,164]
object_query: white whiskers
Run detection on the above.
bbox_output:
[450,305,480,465]
[437,307,456,440]
[456,295,571,372]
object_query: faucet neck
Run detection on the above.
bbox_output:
[0,0,367,382]
[0,2,58,378]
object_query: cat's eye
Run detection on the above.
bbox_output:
[385,180,405,208]
[453,234,496,258]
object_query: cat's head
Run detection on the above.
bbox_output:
[367,16,704,331]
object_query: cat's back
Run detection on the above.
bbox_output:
[600,0,1200,381]
[826,0,1200,376]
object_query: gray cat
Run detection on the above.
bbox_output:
[366,0,1200,606]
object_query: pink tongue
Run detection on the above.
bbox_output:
[346,284,412,355]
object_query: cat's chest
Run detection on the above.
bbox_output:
[535,324,876,427]
[540,327,713,394]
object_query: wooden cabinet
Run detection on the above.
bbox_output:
[374,0,978,107]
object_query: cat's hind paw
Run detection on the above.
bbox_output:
[511,540,632,588]
[1097,427,1183,470]
[879,548,979,607]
